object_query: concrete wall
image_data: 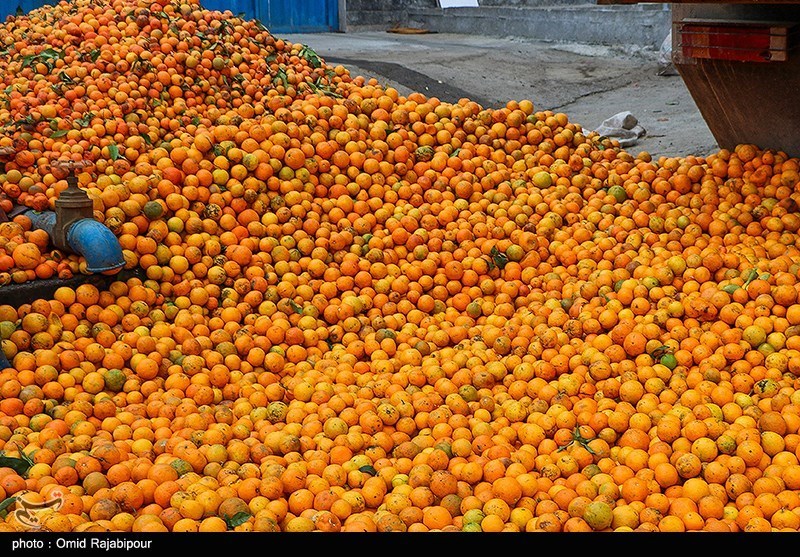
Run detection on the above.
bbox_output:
[345,0,451,30]
[479,0,587,5]
[344,0,413,30]
[407,4,671,47]
[345,0,671,49]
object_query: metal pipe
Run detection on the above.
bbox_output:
[23,209,125,274]
[24,209,57,236]
[66,218,125,273]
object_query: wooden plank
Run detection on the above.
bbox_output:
[675,52,800,155]
[676,20,796,61]
[680,17,797,28]
[680,45,787,61]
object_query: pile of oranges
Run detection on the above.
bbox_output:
[0,0,799,533]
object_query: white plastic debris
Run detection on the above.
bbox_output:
[658,31,679,76]
[593,111,647,148]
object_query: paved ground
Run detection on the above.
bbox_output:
[283,31,719,159]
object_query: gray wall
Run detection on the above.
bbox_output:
[344,0,411,30]
[345,0,671,49]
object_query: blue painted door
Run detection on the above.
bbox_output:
[200,0,258,21]
[3,1,339,34]
[0,1,52,21]
[201,0,338,33]
[262,0,339,34]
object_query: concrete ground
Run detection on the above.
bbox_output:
[283,31,719,159]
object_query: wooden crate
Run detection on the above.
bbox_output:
[677,19,798,62]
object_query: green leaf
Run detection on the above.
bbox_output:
[308,77,342,99]
[75,112,94,127]
[288,300,304,315]
[741,268,759,289]
[108,144,119,161]
[220,20,233,33]
[224,511,252,530]
[299,45,323,69]
[649,345,672,360]
[50,129,68,138]
[557,427,596,454]
[358,465,377,476]
[721,284,739,295]
[39,48,62,60]
[274,68,288,87]
[10,115,36,130]
[0,496,17,515]
[191,116,201,126]
[490,246,508,270]
[649,342,671,356]
[0,456,32,477]
[131,58,153,74]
